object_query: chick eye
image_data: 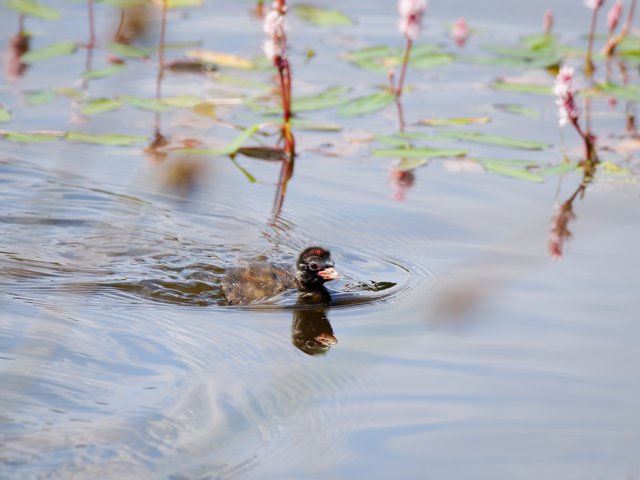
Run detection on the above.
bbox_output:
[308,262,319,271]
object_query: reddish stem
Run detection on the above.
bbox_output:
[88,0,96,48]
[155,0,168,134]
[585,7,599,78]
[396,37,412,97]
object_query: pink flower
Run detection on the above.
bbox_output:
[554,66,580,127]
[606,0,623,31]
[585,0,605,11]
[263,7,287,63]
[398,0,427,40]
[451,18,468,47]
[543,9,553,35]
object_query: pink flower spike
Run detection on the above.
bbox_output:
[543,9,553,35]
[263,7,287,63]
[398,0,427,40]
[606,0,623,31]
[451,18,468,47]
[585,0,605,11]
[554,66,580,127]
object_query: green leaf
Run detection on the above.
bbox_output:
[21,41,76,63]
[6,0,60,20]
[26,90,56,106]
[520,33,558,51]
[0,106,12,123]
[161,95,204,108]
[292,4,353,26]
[54,87,85,100]
[374,134,412,147]
[495,103,540,119]
[419,116,491,126]
[80,98,124,115]
[231,158,257,183]
[481,159,544,182]
[394,131,440,141]
[343,45,397,62]
[2,131,62,143]
[123,96,171,112]
[102,0,149,7]
[439,131,551,150]
[107,42,150,59]
[373,147,467,158]
[82,64,125,79]
[289,119,342,131]
[410,52,454,69]
[491,80,552,95]
[176,124,263,155]
[165,0,203,8]
[597,82,640,101]
[65,132,147,146]
[338,91,394,117]
[248,86,347,114]
[395,158,428,171]
[535,162,578,176]
[214,73,270,89]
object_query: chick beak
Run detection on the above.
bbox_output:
[317,267,340,281]
[315,332,338,347]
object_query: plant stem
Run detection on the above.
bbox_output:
[155,0,168,134]
[88,0,96,48]
[585,8,599,78]
[397,37,412,97]
[604,0,637,55]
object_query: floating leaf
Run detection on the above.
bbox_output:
[1,131,62,143]
[123,96,170,112]
[192,102,217,120]
[82,64,125,79]
[394,131,440,141]
[214,73,270,89]
[66,132,147,146]
[107,42,150,59]
[186,50,255,69]
[0,107,12,123]
[21,42,76,63]
[292,4,353,26]
[491,80,552,95]
[410,52,454,69]
[374,134,411,147]
[339,91,394,117]
[247,86,347,114]
[419,116,490,126]
[343,45,397,62]
[176,124,263,155]
[395,158,428,171]
[162,95,204,108]
[289,119,342,131]
[495,103,539,118]
[165,0,203,7]
[440,131,551,150]
[102,0,149,7]
[26,90,56,106]
[535,162,577,177]
[6,0,60,20]
[373,147,467,158]
[480,159,544,182]
[520,33,558,51]
[597,83,640,102]
[601,161,630,175]
[80,98,124,115]
[54,87,85,100]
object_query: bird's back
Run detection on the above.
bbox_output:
[221,263,297,305]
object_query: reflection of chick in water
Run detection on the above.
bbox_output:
[291,302,337,356]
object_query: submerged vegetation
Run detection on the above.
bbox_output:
[1,0,639,258]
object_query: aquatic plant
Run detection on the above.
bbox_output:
[543,9,553,35]
[584,0,604,77]
[263,0,295,158]
[451,18,468,47]
[603,0,636,55]
[390,0,427,130]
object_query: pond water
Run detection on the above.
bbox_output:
[1,0,639,478]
